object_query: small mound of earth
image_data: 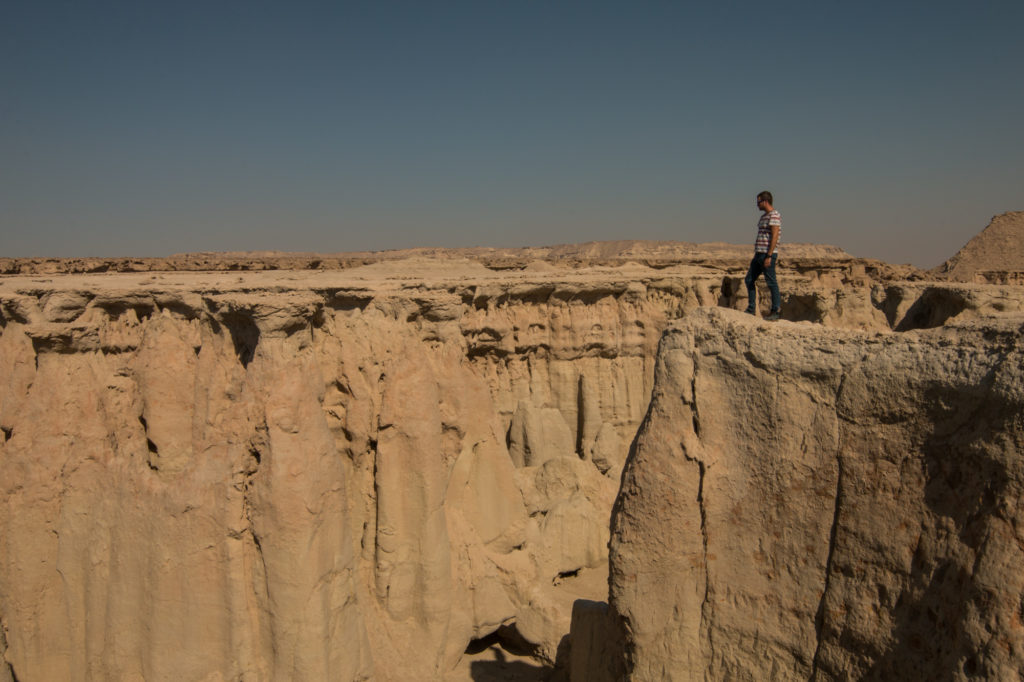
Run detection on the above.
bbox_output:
[935,211,1024,281]
[521,260,558,273]
[344,256,495,279]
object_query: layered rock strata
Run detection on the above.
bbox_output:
[0,263,703,681]
[608,308,1024,680]
[0,240,906,279]
[0,251,1020,680]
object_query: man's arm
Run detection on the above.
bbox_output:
[765,225,780,265]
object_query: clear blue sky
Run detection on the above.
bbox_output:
[3,1,1022,267]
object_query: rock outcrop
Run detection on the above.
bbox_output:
[0,261,704,680]
[0,240,1021,680]
[607,308,1024,680]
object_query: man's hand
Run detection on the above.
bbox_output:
[764,254,773,267]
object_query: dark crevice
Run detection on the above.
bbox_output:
[221,313,261,368]
[682,440,712,661]
[465,622,547,663]
[811,455,844,679]
[465,346,511,360]
[1,616,19,682]
[155,300,200,321]
[550,288,621,305]
[690,375,701,438]
[717,276,743,308]
[1,426,12,442]
[309,305,327,329]
[1,304,30,325]
[742,350,773,372]
[138,416,158,456]
[241,453,271,610]
[93,301,157,321]
[575,375,586,457]
[464,629,509,656]
[30,335,83,356]
[553,568,580,585]
[894,288,970,332]
[694,457,711,658]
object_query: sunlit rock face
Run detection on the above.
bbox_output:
[0,243,1021,681]
[608,307,1024,681]
[0,259,716,681]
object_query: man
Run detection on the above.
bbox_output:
[745,190,782,320]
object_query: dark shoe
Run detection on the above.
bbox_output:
[744,308,756,315]
[765,310,781,321]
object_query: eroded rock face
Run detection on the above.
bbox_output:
[609,308,1024,680]
[0,250,1021,681]
[0,264,708,681]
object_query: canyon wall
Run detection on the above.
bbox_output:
[0,250,1021,680]
[0,263,713,681]
[607,308,1024,680]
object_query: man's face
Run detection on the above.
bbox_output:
[756,197,765,211]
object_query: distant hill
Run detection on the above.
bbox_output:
[934,211,1024,282]
[0,240,856,276]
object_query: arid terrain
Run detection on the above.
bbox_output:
[1,213,1022,681]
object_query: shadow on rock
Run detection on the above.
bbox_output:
[468,646,555,682]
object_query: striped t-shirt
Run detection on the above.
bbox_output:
[755,210,781,254]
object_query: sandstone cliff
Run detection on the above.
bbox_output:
[0,261,707,680]
[607,308,1024,680]
[0,247,1020,680]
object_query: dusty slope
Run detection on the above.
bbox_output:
[935,211,1024,282]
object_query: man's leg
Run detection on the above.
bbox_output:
[744,255,762,313]
[764,256,781,313]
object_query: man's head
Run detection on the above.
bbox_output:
[756,191,773,210]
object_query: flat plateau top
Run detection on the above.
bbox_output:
[0,259,723,295]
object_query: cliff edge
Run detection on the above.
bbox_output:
[607,308,1024,680]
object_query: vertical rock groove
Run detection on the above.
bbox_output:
[609,307,1024,680]
[810,455,843,680]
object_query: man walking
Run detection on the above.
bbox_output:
[745,191,782,320]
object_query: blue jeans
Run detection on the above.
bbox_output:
[745,253,780,313]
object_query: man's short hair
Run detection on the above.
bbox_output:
[757,191,773,205]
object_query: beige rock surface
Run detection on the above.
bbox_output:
[607,308,1024,680]
[935,211,1024,282]
[0,240,1020,681]
[0,240,857,276]
[0,259,696,680]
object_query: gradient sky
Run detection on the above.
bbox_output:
[3,1,1022,267]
